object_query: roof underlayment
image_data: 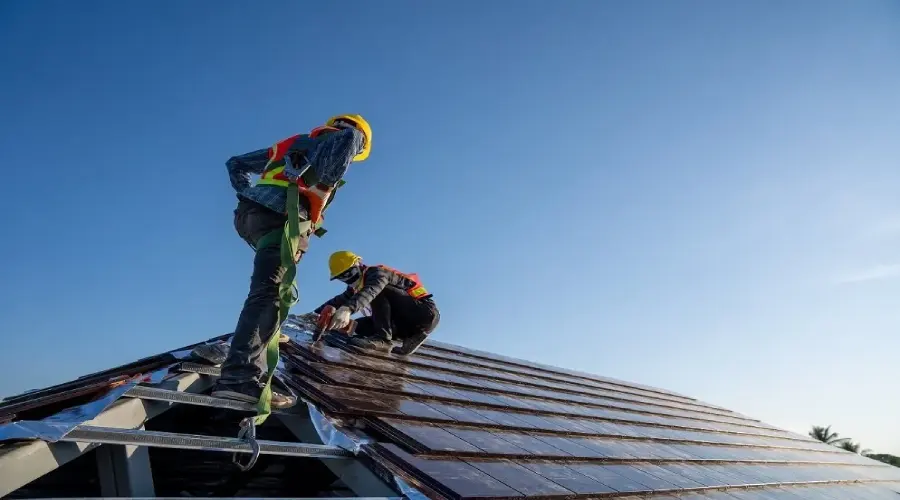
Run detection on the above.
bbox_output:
[1,317,899,499]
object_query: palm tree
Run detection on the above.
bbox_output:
[838,441,861,453]
[836,441,872,455]
[809,425,850,445]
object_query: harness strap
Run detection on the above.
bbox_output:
[246,182,309,427]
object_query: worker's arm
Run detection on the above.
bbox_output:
[344,267,391,314]
[226,147,271,192]
[314,288,353,313]
[299,128,365,188]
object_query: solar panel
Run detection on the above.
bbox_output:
[281,335,900,500]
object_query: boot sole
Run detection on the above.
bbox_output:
[395,335,428,356]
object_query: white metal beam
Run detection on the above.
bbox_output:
[277,414,398,498]
[95,425,156,497]
[65,425,353,458]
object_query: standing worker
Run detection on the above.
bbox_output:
[212,116,372,408]
[316,251,440,356]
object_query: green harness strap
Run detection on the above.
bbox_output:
[251,182,310,426]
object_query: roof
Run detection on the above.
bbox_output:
[2,320,900,499]
[279,332,900,499]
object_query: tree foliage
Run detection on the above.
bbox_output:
[836,440,870,455]
[866,454,900,467]
[809,425,892,465]
[809,425,849,445]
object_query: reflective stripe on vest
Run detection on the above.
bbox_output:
[257,165,300,188]
[353,265,430,300]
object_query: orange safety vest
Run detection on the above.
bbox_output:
[256,125,339,190]
[353,265,431,300]
[255,126,344,234]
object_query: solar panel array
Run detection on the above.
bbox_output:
[280,334,900,499]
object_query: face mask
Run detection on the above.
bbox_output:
[336,265,361,285]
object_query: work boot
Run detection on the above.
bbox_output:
[192,342,230,365]
[393,332,429,356]
[270,391,297,409]
[211,382,296,409]
[348,336,393,353]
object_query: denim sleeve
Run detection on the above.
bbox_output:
[226,147,271,192]
[303,128,365,187]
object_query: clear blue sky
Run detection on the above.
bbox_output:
[1,1,899,453]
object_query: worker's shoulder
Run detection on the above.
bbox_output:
[285,133,319,151]
[364,265,398,280]
[364,265,387,276]
[312,127,361,144]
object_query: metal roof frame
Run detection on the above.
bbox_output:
[0,358,398,499]
[0,370,210,496]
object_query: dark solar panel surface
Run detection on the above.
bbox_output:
[280,333,900,500]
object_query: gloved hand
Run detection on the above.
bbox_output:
[328,306,352,330]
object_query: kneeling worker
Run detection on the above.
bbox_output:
[315,251,439,355]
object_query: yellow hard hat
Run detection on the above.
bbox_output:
[329,250,362,279]
[326,114,371,162]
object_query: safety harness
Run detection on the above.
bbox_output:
[231,181,305,471]
[233,131,340,469]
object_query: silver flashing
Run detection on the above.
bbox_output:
[0,365,172,443]
[0,371,212,497]
[306,402,370,453]
[393,476,431,500]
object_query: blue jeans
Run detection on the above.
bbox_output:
[218,198,309,386]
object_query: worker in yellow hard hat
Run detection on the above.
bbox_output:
[314,250,440,355]
[212,115,372,408]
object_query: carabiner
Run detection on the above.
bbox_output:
[232,417,261,471]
